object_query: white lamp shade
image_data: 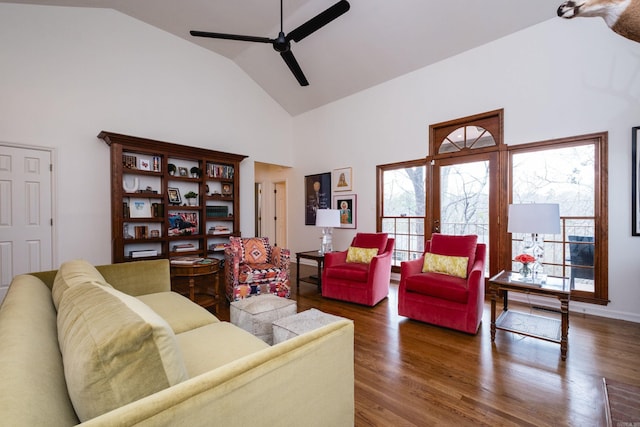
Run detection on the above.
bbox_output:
[508,203,560,234]
[315,209,341,228]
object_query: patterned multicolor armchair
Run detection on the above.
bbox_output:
[224,237,291,301]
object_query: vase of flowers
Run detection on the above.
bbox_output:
[515,253,536,278]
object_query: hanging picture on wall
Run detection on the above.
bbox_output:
[333,194,357,229]
[632,126,640,236]
[305,172,331,225]
[332,167,352,192]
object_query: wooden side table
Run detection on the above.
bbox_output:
[296,251,325,292]
[170,260,220,313]
[489,270,571,360]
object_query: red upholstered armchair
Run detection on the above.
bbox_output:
[322,233,395,306]
[224,237,290,301]
[398,234,486,334]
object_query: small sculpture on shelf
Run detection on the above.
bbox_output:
[168,163,176,175]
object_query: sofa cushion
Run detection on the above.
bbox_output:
[352,233,388,254]
[57,282,188,422]
[429,234,477,276]
[51,259,112,310]
[239,262,282,284]
[325,262,370,282]
[137,291,219,334]
[422,253,469,279]
[346,246,379,264]
[240,237,271,264]
[177,322,270,377]
[405,272,469,304]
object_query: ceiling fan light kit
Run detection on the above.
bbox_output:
[190,0,350,86]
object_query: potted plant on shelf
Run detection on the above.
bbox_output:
[168,163,176,176]
[190,167,202,178]
[184,191,198,206]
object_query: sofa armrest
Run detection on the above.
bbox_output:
[272,247,291,269]
[80,320,355,427]
[324,250,347,268]
[224,246,241,286]
[398,257,424,292]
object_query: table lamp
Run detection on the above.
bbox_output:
[315,209,341,255]
[508,203,560,276]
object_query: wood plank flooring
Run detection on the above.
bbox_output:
[217,264,640,426]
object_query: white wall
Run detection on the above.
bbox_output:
[290,18,640,322]
[2,3,639,322]
[0,4,293,265]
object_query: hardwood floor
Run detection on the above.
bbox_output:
[217,265,640,426]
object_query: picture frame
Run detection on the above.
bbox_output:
[128,198,151,218]
[178,166,188,177]
[168,211,198,236]
[221,183,233,196]
[633,126,640,236]
[332,167,352,192]
[305,172,332,225]
[334,194,357,229]
[138,158,151,171]
[167,187,182,205]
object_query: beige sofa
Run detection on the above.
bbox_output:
[0,259,354,426]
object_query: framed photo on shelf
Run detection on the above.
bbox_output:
[167,187,182,205]
[138,158,151,171]
[128,198,151,218]
[221,183,233,196]
[332,167,352,192]
[305,172,331,225]
[168,211,198,236]
[633,126,640,236]
[333,194,357,229]
[178,166,188,177]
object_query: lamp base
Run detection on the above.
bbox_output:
[319,227,333,255]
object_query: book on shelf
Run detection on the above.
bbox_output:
[170,256,204,265]
[208,225,230,235]
[208,243,227,251]
[130,249,158,258]
[173,243,195,252]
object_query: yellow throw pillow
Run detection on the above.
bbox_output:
[346,246,379,264]
[422,253,469,279]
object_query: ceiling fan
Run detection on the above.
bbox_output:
[190,0,350,86]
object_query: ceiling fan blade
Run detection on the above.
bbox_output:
[280,50,309,86]
[190,30,273,44]
[287,0,350,43]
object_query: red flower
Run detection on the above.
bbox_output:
[515,253,536,264]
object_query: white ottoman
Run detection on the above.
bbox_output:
[230,294,297,344]
[272,308,346,344]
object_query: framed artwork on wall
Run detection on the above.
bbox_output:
[305,172,331,225]
[334,194,356,229]
[332,167,352,192]
[633,126,640,236]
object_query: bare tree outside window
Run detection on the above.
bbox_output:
[379,162,426,269]
[512,144,596,292]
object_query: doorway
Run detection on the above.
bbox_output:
[254,162,290,248]
[0,143,55,302]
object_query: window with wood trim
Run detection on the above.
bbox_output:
[508,134,608,305]
[376,108,608,304]
[376,160,426,272]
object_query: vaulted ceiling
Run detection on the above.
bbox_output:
[3,0,563,115]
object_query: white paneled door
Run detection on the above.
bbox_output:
[0,145,54,302]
